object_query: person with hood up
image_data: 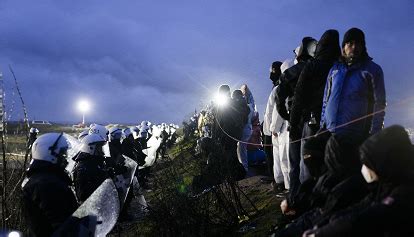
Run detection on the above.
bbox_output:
[262,61,283,184]
[289,30,341,183]
[303,125,414,237]
[274,134,368,237]
[276,37,318,200]
[264,60,294,192]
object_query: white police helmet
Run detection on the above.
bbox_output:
[108,127,122,142]
[141,120,149,127]
[78,129,89,141]
[79,133,107,156]
[31,133,71,168]
[30,127,39,134]
[122,128,133,140]
[129,126,139,139]
[89,124,109,141]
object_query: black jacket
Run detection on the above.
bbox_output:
[132,138,147,166]
[22,161,78,237]
[72,152,109,202]
[314,125,414,237]
[122,136,145,166]
[275,61,307,122]
[288,134,361,214]
[276,37,316,123]
[214,98,249,150]
[289,30,340,138]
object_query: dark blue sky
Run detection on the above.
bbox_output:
[0,0,413,126]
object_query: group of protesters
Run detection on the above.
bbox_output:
[19,27,414,236]
[194,27,414,236]
[21,121,179,236]
[264,27,413,236]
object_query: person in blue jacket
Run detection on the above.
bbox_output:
[320,27,386,141]
[306,28,386,162]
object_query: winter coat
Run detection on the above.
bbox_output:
[274,174,368,237]
[275,61,307,122]
[288,134,361,214]
[214,98,249,150]
[290,30,341,136]
[320,58,386,139]
[22,160,78,237]
[313,125,414,237]
[276,37,316,122]
[72,152,109,202]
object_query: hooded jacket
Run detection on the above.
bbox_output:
[287,134,361,214]
[22,160,78,237]
[290,30,341,136]
[320,47,386,139]
[274,135,368,237]
[313,125,414,237]
[276,37,317,121]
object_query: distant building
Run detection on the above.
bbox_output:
[32,120,52,125]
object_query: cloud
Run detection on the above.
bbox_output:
[0,0,413,126]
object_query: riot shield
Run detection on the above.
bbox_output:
[64,133,81,173]
[53,179,120,237]
[112,155,138,207]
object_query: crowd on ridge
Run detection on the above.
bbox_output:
[19,27,414,236]
[192,27,414,236]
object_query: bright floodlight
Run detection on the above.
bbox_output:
[214,93,229,107]
[77,99,91,125]
[78,100,90,113]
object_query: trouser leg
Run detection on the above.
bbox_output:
[272,135,284,183]
[288,139,301,197]
[279,129,290,189]
[263,135,274,177]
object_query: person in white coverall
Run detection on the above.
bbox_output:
[263,60,294,191]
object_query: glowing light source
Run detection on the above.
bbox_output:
[214,93,229,107]
[77,99,91,125]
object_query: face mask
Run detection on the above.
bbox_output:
[361,164,378,183]
[307,41,318,57]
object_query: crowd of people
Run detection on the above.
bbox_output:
[19,27,414,236]
[193,27,414,236]
[21,121,179,236]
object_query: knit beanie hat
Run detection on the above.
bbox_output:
[342,27,365,48]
